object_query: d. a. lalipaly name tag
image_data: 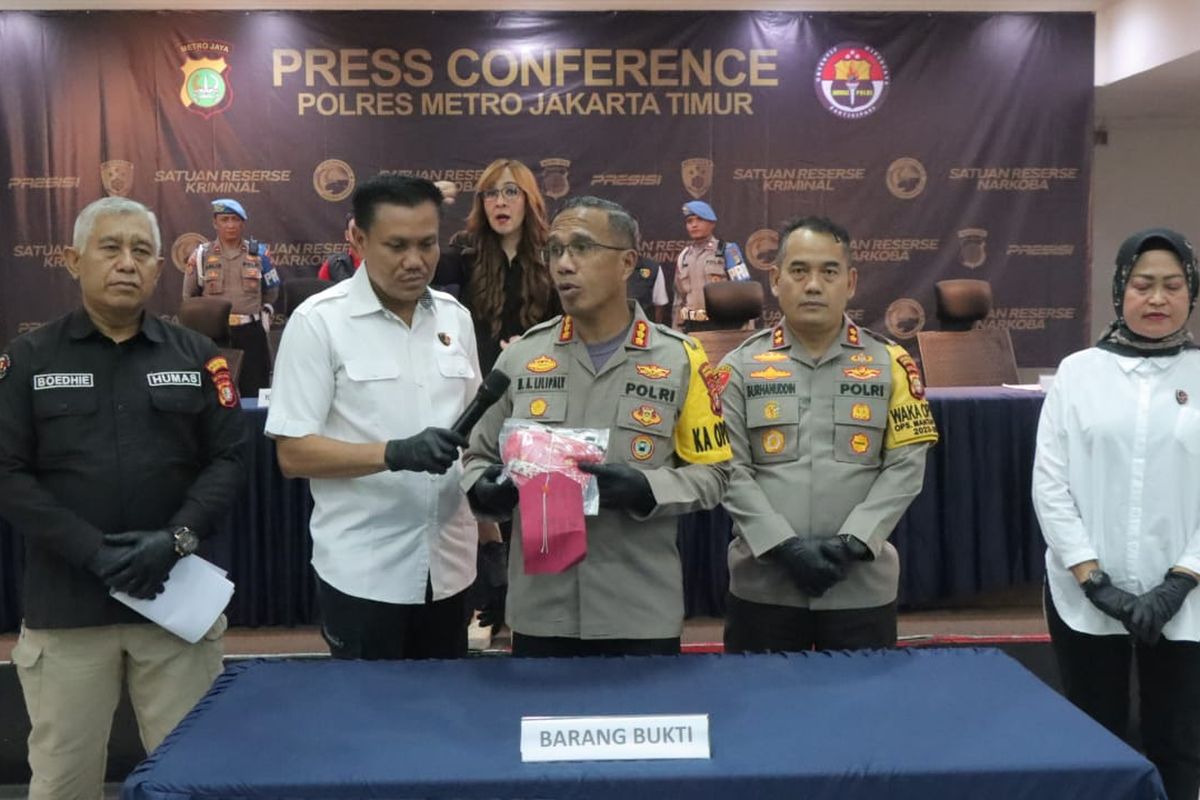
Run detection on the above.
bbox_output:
[520,714,710,762]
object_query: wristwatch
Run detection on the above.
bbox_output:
[172,526,199,558]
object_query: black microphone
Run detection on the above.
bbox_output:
[451,369,511,439]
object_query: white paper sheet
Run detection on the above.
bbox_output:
[111,556,234,643]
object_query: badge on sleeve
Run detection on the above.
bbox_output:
[0,352,9,381]
[204,356,240,409]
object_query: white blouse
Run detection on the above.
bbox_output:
[1033,346,1200,640]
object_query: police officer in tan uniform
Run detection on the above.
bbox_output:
[182,198,281,398]
[672,200,750,332]
[720,217,938,652]
[462,196,731,657]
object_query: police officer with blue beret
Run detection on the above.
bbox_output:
[672,200,750,332]
[182,198,280,397]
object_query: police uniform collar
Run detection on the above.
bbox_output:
[212,240,248,256]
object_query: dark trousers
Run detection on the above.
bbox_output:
[1046,586,1200,800]
[229,321,270,399]
[316,575,468,660]
[511,632,681,658]
[723,592,897,653]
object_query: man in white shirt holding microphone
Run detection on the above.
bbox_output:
[266,174,505,660]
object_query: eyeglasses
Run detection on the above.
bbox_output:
[479,184,523,203]
[542,239,632,264]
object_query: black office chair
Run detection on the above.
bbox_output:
[178,297,245,386]
[281,278,332,316]
[689,281,765,363]
[916,279,1018,387]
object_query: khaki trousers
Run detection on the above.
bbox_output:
[12,617,225,800]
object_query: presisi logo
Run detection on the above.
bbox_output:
[814,42,890,120]
[179,41,233,118]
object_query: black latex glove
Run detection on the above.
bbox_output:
[1080,570,1138,624]
[578,462,655,515]
[477,540,508,629]
[819,535,874,567]
[86,541,137,588]
[102,530,178,600]
[384,428,466,475]
[1129,571,1198,645]
[770,537,847,597]
[468,465,519,518]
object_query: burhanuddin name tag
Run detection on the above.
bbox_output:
[520,714,710,762]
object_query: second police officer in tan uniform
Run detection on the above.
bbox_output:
[183,198,281,398]
[721,217,938,652]
[463,196,731,658]
[672,200,750,332]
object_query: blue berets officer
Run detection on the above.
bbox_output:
[672,200,751,332]
[182,198,281,397]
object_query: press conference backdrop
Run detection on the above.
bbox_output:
[0,11,1092,365]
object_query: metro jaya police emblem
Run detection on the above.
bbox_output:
[100,160,134,197]
[540,158,571,199]
[179,41,234,119]
[957,228,988,269]
[681,158,713,199]
[814,42,890,120]
[631,434,656,461]
[204,356,238,408]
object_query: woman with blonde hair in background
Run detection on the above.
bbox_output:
[440,158,560,647]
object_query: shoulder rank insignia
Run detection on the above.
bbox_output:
[629,320,651,348]
[558,315,574,342]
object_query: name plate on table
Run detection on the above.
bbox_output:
[520,714,710,762]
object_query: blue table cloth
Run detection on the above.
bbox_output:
[123,648,1162,800]
[1,388,1047,630]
